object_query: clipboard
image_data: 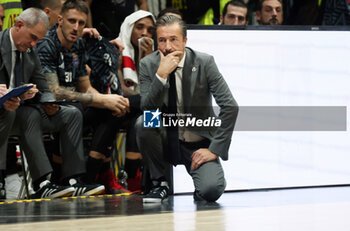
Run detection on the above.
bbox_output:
[0,85,33,107]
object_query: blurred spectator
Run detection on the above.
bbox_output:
[199,0,231,25]
[220,0,248,25]
[89,0,148,40]
[0,4,4,29]
[147,0,166,17]
[167,0,219,24]
[0,0,22,30]
[320,0,350,25]
[21,0,39,9]
[284,0,322,25]
[158,7,183,19]
[256,0,283,25]
[22,0,62,28]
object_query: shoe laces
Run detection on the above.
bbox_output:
[39,180,51,189]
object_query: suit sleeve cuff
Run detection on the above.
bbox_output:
[156,73,167,85]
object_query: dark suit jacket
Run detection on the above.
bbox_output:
[0,29,51,95]
[139,47,239,160]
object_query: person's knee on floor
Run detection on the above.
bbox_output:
[195,179,226,202]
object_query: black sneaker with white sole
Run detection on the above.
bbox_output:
[0,182,6,200]
[32,180,75,199]
[143,182,169,203]
[69,178,105,196]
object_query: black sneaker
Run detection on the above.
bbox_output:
[143,182,169,203]
[32,180,75,199]
[69,178,105,196]
[0,182,6,200]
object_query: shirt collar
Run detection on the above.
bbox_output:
[9,28,18,52]
[178,50,186,69]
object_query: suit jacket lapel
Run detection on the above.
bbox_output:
[22,51,31,83]
[182,48,199,109]
[1,30,13,84]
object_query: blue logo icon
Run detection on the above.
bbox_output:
[143,109,162,128]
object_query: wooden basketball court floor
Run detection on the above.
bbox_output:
[1,186,350,231]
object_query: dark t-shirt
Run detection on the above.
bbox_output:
[36,24,88,88]
[91,0,135,40]
[166,0,219,24]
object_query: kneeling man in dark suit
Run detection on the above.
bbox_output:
[137,15,239,203]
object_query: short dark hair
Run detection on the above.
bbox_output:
[61,0,89,15]
[157,8,183,19]
[156,15,187,38]
[256,0,283,11]
[222,0,247,18]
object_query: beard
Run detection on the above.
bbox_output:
[269,17,279,25]
[61,26,78,43]
[260,16,281,25]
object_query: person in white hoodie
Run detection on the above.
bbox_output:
[118,10,156,96]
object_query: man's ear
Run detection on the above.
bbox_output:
[220,15,224,24]
[14,20,24,31]
[256,11,261,22]
[57,14,63,25]
[43,7,51,15]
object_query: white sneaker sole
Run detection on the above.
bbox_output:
[72,185,105,196]
[50,187,75,198]
[143,197,167,203]
[83,185,105,196]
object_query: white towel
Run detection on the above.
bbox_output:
[118,10,155,91]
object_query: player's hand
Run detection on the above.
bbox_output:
[191,148,218,171]
[103,94,130,116]
[156,51,183,79]
[83,28,100,39]
[110,37,125,53]
[139,37,154,58]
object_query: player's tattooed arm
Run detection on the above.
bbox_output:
[45,73,94,105]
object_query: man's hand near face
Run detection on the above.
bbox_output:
[156,50,183,79]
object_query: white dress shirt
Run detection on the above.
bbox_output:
[156,52,204,142]
[9,28,20,90]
